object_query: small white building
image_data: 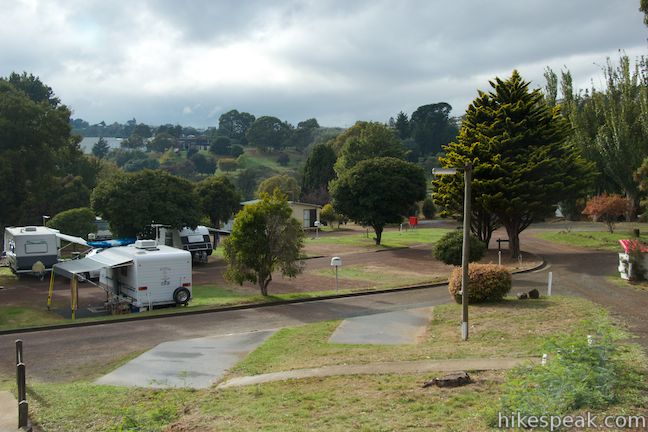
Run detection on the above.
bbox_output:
[222,200,321,232]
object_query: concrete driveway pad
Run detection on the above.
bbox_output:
[329,307,432,345]
[96,330,276,389]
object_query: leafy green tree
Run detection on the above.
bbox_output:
[91,169,201,237]
[190,152,216,174]
[123,157,159,172]
[224,190,305,295]
[297,118,319,129]
[46,207,96,238]
[436,71,593,257]
[422,197,436,219]
[246,116,292,151]
[218,110,256,141]
[0,74,72,227]
[319,203,339,228]
[257,174,300,200]
[301,143,337,205]
[330,157,426,245]
[276,152,290,166]
[334,122,406,175]
[147,132,176,153]
[236,166,268,200]
[409,102,458,156]
[133,123,152,138]
[7,72,60,106]
[196,176,241,227]
[46,175,91,216]
[230,145,244,158]
[92,137,110,159]
[641,0,648,26]
[209,135,232,155]
[121,133,144,149]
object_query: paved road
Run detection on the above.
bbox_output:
[2,228,647,383]
[0,284,452,382]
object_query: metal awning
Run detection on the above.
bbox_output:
[52,255,133,279]
[55,232,89,247]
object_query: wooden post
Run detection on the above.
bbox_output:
[47,269,55,310]
[16,340,29,430]
[71,275,78,320]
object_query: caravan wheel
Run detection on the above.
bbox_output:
[173,287,190,305]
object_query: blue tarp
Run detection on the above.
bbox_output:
[86,238,136,248]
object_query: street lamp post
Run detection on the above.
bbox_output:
[432,162,472,341]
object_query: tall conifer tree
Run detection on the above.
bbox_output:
[435,71,593,257]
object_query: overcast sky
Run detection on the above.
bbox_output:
[1,0,646,128]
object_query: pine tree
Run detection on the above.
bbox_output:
[435,71,593,257]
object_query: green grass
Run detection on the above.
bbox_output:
[0,267,18,285]
[230,296,618,376]
[536,230,648,251]
[308,227,451,248]
[309,264,443,288]
[24,296,648,431]
[0,305,66,330]
[606,275,648,292]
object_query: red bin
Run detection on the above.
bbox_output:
[409,216,418,227]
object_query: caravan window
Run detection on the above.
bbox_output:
[25,240,48,254]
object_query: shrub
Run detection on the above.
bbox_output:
[217,158,239,172]
[488,331,624,425]
[582,194,630,233]
[230,145,244,158]
[448,264,511,304]
[434,230,486,266]
[320,203,337,227]
[277,152,290,166]
[422,197,435,219]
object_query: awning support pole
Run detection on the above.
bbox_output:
[71,275,78,320]
[47,270,55,310]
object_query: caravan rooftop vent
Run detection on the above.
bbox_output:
[135,239,158,249]
[23,226,38,232]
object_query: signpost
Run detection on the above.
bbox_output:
[331,256,342,292]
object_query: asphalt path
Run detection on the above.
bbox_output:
[2,227,647,383]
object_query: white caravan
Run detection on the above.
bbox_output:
[3,226,59,274]
[152,225,213,263]
[98,240,192,310]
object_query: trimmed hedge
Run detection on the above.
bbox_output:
[433,230,486,266]
[448,263,511,304]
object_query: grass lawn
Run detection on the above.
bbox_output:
[535,230,648,251]
[308,227,451,249]
[23,296,648,431]
[309,264,444,289]
[0,305,66,330]
[606,275,648,292]
[0,267,18,286]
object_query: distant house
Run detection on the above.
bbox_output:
[177,135,209,151]
[222,200,322,232]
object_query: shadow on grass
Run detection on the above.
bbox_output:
[468,298,554,310]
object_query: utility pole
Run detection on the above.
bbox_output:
[460,162,472,341]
